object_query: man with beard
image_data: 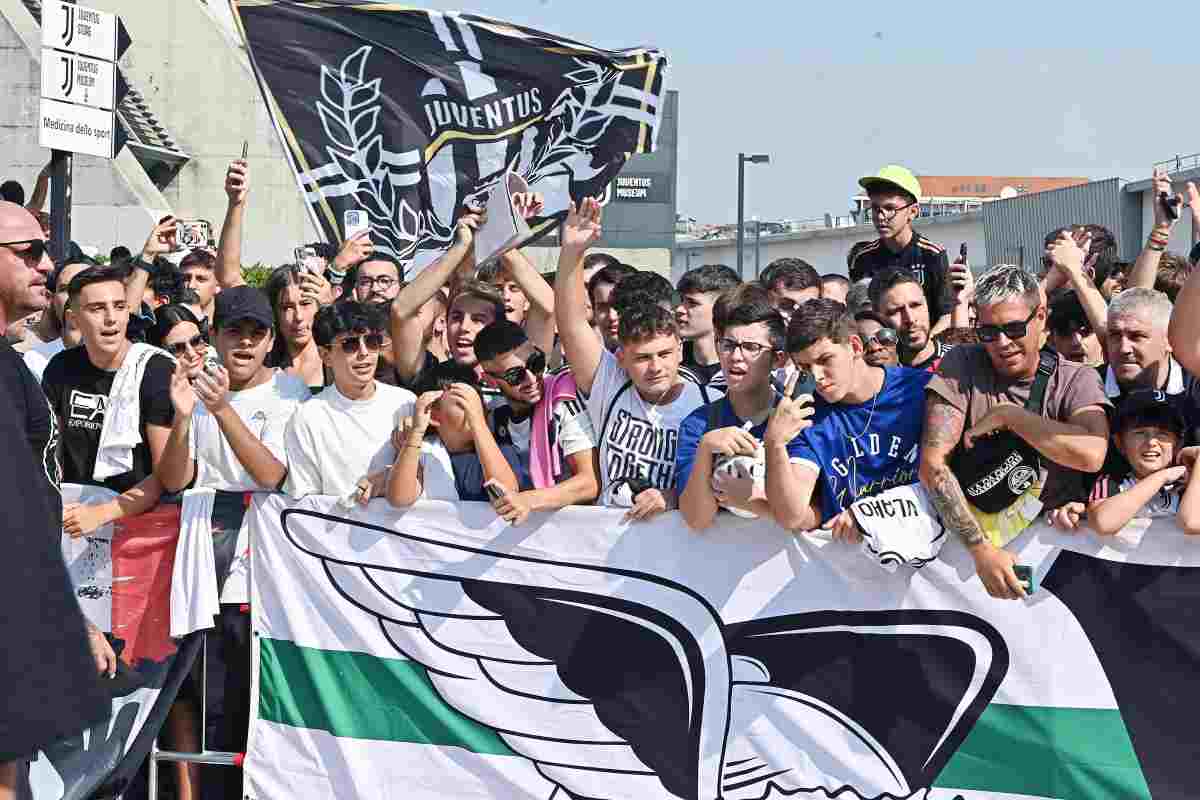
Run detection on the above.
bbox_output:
[474,320,599,524]
[919,264,1109,600]
[848,166,950,335]
[869,268,952,371]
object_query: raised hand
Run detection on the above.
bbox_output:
[334,231,373,271]
[560,198,602,253]
[298,269,335,306]
[225,158,250,206]
[141,216,176,261]
[193,364,232,413]
[1151,167,1183,229]
[765,371,815,447]
[511,191,545,219]
[454,209,485,250]
[169,361,197,418]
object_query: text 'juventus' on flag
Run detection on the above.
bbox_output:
[230,0,668,274]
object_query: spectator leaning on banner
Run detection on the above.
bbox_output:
[555,198,704,518]
[676,284,793,530]
[42,264,175,535]
[919,264,1110,600]
[473,319,599,523]
[676,263,741,389]
[759,257,820,325]
[868,268,953,372]
[764,298,932,540]
[284,301,415,501]
[848,165,951,336]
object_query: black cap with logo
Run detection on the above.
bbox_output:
[213,285,273,331]
[1113,389,1187,436]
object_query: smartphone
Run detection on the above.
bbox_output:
[792,370,817,399]
[959,242,968,263]
[484,479,509,502]
[1013,565,1037,596]
[175,219,213,251]
[293,245,323,274]
[344,209,370,240]
[1160,191,1181,222]
[241,140,248,160]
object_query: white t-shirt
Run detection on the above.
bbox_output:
[584,349,705,502]
[23,336,64,382]
[499,395,597,460]
[188,371,309,491]
[418,439,459,500]
[284,381,416,498]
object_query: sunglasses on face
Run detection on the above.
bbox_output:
[0,239,47,261]
[976,307,1039,343]
[334,333,385,354]
[484,348,547,385]
[165,334,207,357]
[863,328,899,348]
[1050,322,1092,338]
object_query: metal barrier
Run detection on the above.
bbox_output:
[146,631,244,800]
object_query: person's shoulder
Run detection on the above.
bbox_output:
[914,233,947,255]
[42,345,82,381]
[935,342,985,373]
[145,351,175,374]
[847,238,882,264]
[376,380,417,405]
[272,370,312,402]
[889,364,935,390]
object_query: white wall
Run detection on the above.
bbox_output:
[673,213,985,283]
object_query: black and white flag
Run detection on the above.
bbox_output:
[231,1,668,274]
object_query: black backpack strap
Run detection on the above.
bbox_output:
[598,380,633,444]
[1025,349,1059,415]
[706,397,723,431]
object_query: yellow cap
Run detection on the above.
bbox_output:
[858,165,922,203]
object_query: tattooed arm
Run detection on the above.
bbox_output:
[918,394,1026,600]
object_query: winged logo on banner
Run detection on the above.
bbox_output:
[281,509,1008,800]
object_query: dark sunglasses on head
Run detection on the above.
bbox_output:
[864,328,899,348]
[165,333,207,357]
[484,348,547,385]
[335,333,385,354]
[0,239,47,261]
[975,307,1039,343]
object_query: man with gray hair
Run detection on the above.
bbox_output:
[919,263,1110,600]
[1105,288,1188,404]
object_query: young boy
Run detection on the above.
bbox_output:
[1052,390,1200,534]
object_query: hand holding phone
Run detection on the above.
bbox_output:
[344,209,370,241]
[1013,565,1036,596]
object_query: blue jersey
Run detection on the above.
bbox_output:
[791,366,932,523]
[674,395,804,494]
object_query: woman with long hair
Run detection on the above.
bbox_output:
[147,304,208,377]
[264,265,328,394]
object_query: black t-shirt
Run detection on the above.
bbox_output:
[0,339,60,524]
[847,232,950,319]
[42,346,175,494]
[681,341,723,385]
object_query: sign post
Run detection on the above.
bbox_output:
[38,0,130,262]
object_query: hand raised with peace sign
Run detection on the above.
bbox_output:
[764,370,815,448]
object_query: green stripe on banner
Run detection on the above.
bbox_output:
[258,638,514,755]
[935,704,1151,799]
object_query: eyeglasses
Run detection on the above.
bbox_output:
[976,307,1040,343]
[869,202,916,221]
[165,334,207,357]
[334,333,385,354]
[0,239,47,261]
[484,348,547,385]
[717,338,776,358]
[355,275,397,291]
[863,328,899,348]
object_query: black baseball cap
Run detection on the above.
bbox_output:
[213,285,273,331]
[1114,389,1187,435]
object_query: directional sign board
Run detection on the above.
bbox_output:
[41,1,128,62]
[39,2,130,159]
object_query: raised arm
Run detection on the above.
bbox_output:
[215,159,249,289]
[553,199,604,394]
[500,247,555,354]
[1168,182,1200,374]
[918,394,1025,600]
[763,375,820,531]
[128,217,176,313]
[1127,169,1181,292]
[1047,232,1109,348]
[157,363,197,493]
[387,391,440,507]
[457,384,519,494]
[948,255,975,329]
[26,161,51,212]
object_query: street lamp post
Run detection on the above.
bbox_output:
[737,152,770,279]
[754,217,762,277]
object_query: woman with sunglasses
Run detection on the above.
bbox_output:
[853,310,900,368]
[148,304,209,378]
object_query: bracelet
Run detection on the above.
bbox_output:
[1147,240,1167,252]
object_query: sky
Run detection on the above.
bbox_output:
[457,0,1200,225]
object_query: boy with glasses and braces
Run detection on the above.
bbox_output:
[848,165,951,336]
[473,320,600,524]
[284,301,415,501]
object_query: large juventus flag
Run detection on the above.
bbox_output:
[231,1,668,273]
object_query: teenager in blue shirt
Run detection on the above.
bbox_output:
[676,285,802,529]
[765,298,932,541]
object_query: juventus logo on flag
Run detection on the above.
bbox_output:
[230,1,668,275]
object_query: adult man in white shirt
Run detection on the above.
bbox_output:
[555,198,704,519]
[285,301,416,500]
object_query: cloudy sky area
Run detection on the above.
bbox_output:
[461,0,1198,224]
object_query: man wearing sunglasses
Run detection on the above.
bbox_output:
[284,301,415,500]
[848,166,951,337]
[1046,289,1103,367]
[854,310,900,368]
[869,268,953,372]
[920,264,1109,601]
[474,320,599,524]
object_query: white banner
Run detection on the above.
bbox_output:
[247,496,1199,800]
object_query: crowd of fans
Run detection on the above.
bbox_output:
[4,157,1200,797]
